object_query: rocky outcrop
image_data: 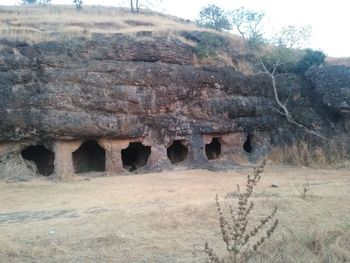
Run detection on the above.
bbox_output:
[0,35,277,142]
[0,34,348,179]
[306,65,350,116]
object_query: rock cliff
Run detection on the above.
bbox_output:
[0,33,348,179]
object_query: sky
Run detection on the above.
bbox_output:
[2,0,350,57]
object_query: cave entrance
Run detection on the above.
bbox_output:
[167,140,188,164]
[243,135,253,153]
[121,142,151,171]
[21,145,55,176]
[205,137,221,160]
[72,140,106,173]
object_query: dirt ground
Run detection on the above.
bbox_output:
[0,166,350,263]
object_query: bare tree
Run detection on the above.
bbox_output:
[21,0,37,4]
[228,7,265,47]
[130,0,134,12]
[274,25,312,48]
[39,0,51,6]
[130,0,162,13]
[258,58,329,140]
[130,0,139,12]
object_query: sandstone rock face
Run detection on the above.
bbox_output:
[0,34,347,178]
[0,35,276,142]
[306,65,350,116]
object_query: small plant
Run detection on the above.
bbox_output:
[300,182,310,199]
[297,179,311,199]
[205,160,278,262]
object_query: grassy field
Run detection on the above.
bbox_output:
[0,166,349,262]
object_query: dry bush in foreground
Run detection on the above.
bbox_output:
[205,160,278,263]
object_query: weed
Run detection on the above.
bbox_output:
[296,180,311,200]
[204,160,278,262]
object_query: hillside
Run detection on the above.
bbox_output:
[0,5,349,180]
[0,5,198,41]
[0,6,350,263]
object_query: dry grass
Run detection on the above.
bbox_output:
[0,5,195,41]
[0,5,195,42]
[0,5,238,45]
[0,5,249,68]
[268,137,350,169]
[0,167,349,262]
[249,229,350,263]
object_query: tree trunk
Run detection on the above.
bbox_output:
[130,0,134,12]
[136,0,140,12]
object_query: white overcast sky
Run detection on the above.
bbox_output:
[2,0,350,57]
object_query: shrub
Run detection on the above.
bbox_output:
[73,0,83,10]
[260,46,304,73]
[295,49,326,74]
[194,32,228,59]
[21,0,37,4]
[197,5,231,31]
[205,160,278,263]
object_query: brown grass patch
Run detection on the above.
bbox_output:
[268,136,350,169]
[0,5,249,66]
[0,5,230,43]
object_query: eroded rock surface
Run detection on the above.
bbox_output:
[0,35,277,142]
[0,34,348,178]
[306,65,350,116]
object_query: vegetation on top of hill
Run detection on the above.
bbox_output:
[0,5,250,70]
[196,4,231,32]
[0,4,342,73]
[0,5,221,42]
[21,0,51,5]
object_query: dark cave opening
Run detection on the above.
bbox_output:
[72,140,106,173]
[243,135,253,153]
[121,142,151,172]
[21,145,55,176]
[205,137,221,160]
[167,140,188,164]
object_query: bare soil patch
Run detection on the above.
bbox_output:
[0,166,349,262]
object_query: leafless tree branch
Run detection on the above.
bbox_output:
[258,57,329,141]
